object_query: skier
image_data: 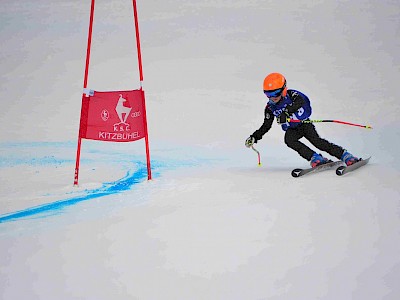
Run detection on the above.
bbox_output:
[245,72,359,168]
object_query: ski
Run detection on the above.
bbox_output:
[336,157,371,176]
[291,160,344,178]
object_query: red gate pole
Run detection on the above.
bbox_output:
[74,0,96,186]
[132,0,152,180]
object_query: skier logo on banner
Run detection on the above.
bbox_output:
[115,94,132,124]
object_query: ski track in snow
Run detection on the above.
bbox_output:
[0,165,148,223]
[0,142,198,224]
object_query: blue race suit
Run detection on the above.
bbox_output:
[268,90,312,131]
[251,89,311,139]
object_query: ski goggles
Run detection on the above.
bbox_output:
[263,87,285,98]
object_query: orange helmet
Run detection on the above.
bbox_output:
[263,73,287,98]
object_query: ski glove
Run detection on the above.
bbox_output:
[245,136,255,148]
[277,110,290,124]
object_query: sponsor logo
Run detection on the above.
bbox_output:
[101,109,110,121]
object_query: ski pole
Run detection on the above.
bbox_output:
[287,118,373,129]
[251,145,262,166]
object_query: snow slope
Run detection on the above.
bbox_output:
[1,1,399,299]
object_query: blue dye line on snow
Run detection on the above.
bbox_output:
[0,163,151,224]
[0,141,209,224]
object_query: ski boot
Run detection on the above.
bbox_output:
[341,150,359,166]
[310,153,330,168]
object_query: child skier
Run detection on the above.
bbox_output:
[245,72,359,167]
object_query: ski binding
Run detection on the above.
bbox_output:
[336,157,371,176]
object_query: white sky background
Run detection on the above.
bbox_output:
[0,1,399,299]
